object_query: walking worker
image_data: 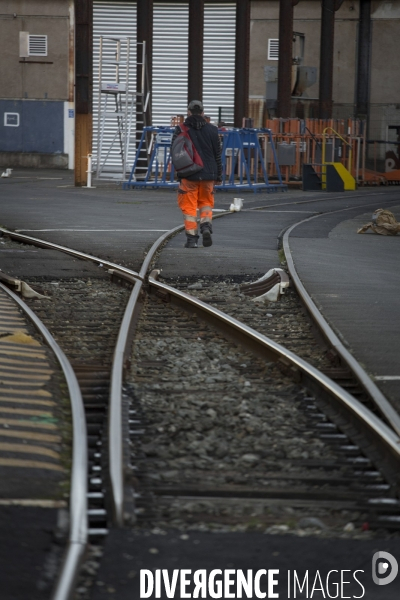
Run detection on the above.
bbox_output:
[172,100,222,248]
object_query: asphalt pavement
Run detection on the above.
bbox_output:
[1,169,400,598]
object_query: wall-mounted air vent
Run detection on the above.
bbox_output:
[29,35,48,56]
[268,39,279,61]
[19,32,48,57]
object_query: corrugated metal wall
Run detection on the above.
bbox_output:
[203,3,236,123]
[92,2,236,166]
[152,3,189,125]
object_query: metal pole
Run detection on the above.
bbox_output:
[141,40,146,95]
[84,154,95,188]
[74,0,93,186]
[277,0,294,118]
[96,36,102,178]
[137,0,153,120]
[188,0,204,104]
[319,0,335,119]
[356,0,371,120]
[234,0,250,127]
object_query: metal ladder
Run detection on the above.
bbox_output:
[95,37,150,182]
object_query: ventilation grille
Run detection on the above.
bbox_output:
[29,35,47,56]
[268,39,279,61]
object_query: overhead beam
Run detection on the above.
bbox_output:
[234,0,250,127]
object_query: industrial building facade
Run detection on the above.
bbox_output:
[0,0,399,174]
[0,0,74,168]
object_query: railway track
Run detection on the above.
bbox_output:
[128,272,400,534]
[21,276,132,540]
[0,201,400,598]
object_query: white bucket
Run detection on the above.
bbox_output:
[229,197,244,212]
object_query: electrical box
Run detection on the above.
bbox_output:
[19,32,29,58]
[277,142,296,166]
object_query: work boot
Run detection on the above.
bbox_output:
[201,223,213,247]
[184,234,199,248]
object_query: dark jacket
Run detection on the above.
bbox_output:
[172,115,222,181]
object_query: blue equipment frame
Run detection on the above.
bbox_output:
[123,126,287,193]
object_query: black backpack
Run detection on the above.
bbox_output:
[170,124,204,177]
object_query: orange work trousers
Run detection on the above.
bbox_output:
[177,179,214,236]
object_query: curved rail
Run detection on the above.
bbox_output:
[147,273,400,477]
[0,215,231,528]
[107,213,231,524]
[0,284,87,600]
[282,212,400,438]
[108,224,184,525]
[0,227,142,281]
[4,201,400,544]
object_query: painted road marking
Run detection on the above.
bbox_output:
[0,499,67,507]
[16,229,170,232]
[0,442,60,459]
[0,407,53,417]
[0,371,52,380]
[0,357,52,367]
[0,380,51,387]
[0,417,58,430]
[0,430,61,443]
[0,458,64,471]
[0,350,47,359]
[375,376,400,381]
[0,288,64,486]
[0,341,44,351]
[0,365,53,374]
[0,398,56,407]
[0,389,52,398]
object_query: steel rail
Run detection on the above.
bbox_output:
[108,212,234,523]
[6,200,398,589]
[147,274,400,476]
[0,284,87,600]
[7,200,399,501]
[0,227,142,282]
[248,191,399,213]
[108,217,227,523]
[3,200,399,502]
[0,214,231,528]
[282,211,400,438]
[108,224,184,525]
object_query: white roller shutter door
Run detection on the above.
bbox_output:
[203,3,236,124]
[152,3,236,125]
[93,1,137,169]
[93,1,236,164]
[152,3,189,125]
